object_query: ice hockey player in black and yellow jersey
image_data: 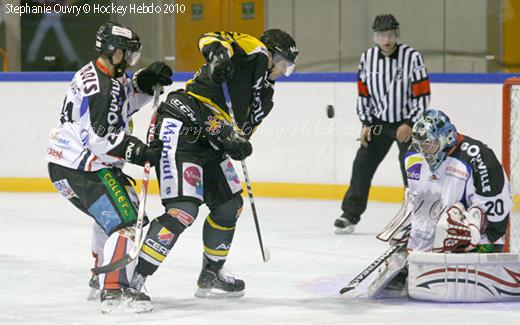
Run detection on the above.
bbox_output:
[129,30,298,303]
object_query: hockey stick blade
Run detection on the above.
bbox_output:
[91,254,133,275]
[339,283,358,295]
[262,246,271,262]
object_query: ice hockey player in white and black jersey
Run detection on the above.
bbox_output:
[46,22,172,314]
[368,109,516,302]
[406,109,510,253]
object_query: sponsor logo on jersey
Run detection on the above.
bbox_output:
[157,227,175,246]
[204,115,223,135]
[224,161,240,184]
[161,120,180,182]
[406,156,424,170]
[460,142,492,193]
[429,174,440,181]
[406,163,422,180]
[159,118,182,199]
[184,167,203,190]
[53,179,78,199]
[251,75,265,123]
[216,243,231,250]
[144,238,170,257]
[167,208,195,227]
[98,170,136,223]
[182,163,203,200]
[106,79,123,144]
[446,166,469,180]
[47,147,63,160]
[220,159,242,194]
[170,98,197,123]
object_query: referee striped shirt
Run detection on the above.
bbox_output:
[356,43,430,125]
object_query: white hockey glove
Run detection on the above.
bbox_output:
[433,203,484,253]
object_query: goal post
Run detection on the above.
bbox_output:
[502,77,520,253]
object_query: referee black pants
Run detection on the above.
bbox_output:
[341,121,410,224]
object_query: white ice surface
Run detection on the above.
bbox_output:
[1,193,519,324]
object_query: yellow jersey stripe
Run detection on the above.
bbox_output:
[186,91,245,132]
[141,244,166,262]
[232,32,268,57]
[204,246,229,256]
[198,37,235,57]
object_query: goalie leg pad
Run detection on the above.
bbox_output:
[408,252,520,302]
[368,247,408,299]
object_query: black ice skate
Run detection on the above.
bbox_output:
[334,215,356,234]
[87,274,100,301]
[195,266,245,298]
[100,288,153,314]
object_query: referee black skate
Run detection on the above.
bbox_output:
[335,14,431,234]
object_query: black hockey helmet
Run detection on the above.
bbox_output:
[372,14,400,32]
[260,29,299,64]
[95,22,142,66]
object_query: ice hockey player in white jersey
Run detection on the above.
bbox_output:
[46,22,172,314]
[407,109,510,253]
[369,109,519,302]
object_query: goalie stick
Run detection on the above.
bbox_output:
[339,242,405,295]
[221,82,270,263]
[92,86,161,275]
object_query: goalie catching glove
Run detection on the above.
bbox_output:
[218,124,252,161]
[433,202,485,253]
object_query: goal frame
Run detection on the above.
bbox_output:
[502,77,520,253]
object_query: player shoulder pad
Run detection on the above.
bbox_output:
[74,61,101,97]
[233,32,269,57]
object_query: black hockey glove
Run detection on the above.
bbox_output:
[218,124,253,161]
[208,45,234,84]
[124,136,163,167]
[134,61,173,95]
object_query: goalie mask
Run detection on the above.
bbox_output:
[95,22,142,77]
[412,109,458,171]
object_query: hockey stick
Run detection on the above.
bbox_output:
[221,82,270,263]
[339,243,404,295]
[92,86,161,275]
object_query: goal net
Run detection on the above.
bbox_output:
[503,78,520,253]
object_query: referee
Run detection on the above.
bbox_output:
[335,14,431,234]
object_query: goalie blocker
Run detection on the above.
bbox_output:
[408,252,520,302]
